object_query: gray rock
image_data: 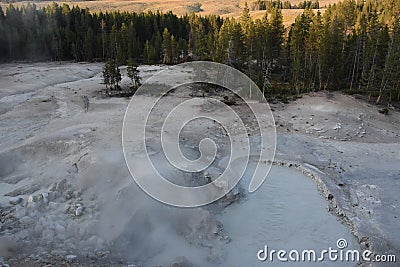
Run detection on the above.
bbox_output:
[48,182,57,192]
[15,206,26,219]
[48,202,59,210]
[75,206,84,217]
[20,216,34,226]
[86,235,103,247]
[9,197,23,205]
[54,224,66,236]
[18,229,29,240]
[42,229,54,240]
[26,201,39,213]
[27,195,37,203]
[56,179,67,192]
[66,222,79,236]
[225,186,240,202]
[36,194,44,204]
[95,250,109,258]
[63,204,71,214]
[73,191,82,198]
[51,249,67,256]
[48,191,59,201]
[64,191,73,200]
[63,240,77,251]
[78,227,86,236]
[33,224,44,236]
[41,192,49,204]
[170,256,193,267]
[65,254,77,262]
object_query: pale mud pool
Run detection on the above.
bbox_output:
[217,166,359,267]
[145,166,359,267]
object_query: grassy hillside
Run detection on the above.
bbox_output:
[1,0,340,27]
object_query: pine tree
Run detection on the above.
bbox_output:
[230,20,246,68]
[307,10,323,90]
[240,2,251,26]
[84,26,96,61]
[216,19,231,63]
[269,7,285,63]
[320,12,345,90]
[188,14,208,60]
[162,27,172,64]
[100,19,106,59]
[0,6,7,60]
[262,62,272,96]
[258,12,272,69]
[103,61,111,89]
[378,18,400,103]
[143,40,157,64]
[240,2,256,77]
[170,35,178,63]
[127,58,141,90]
[288,10,313,92]
[103,60,121,90]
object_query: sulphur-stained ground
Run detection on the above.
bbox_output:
[0,62,399,266]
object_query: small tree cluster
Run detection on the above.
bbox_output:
[103,60,121,90]
[127,58,142,91]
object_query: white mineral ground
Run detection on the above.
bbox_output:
[0,62,399,267]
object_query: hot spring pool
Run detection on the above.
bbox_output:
[216,166,359,266]
[145,165,359,267]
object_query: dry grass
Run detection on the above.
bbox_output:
[278,0,341,8]
[1,0,241,15]
[1,0,339,27]
[222,9,326,28]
